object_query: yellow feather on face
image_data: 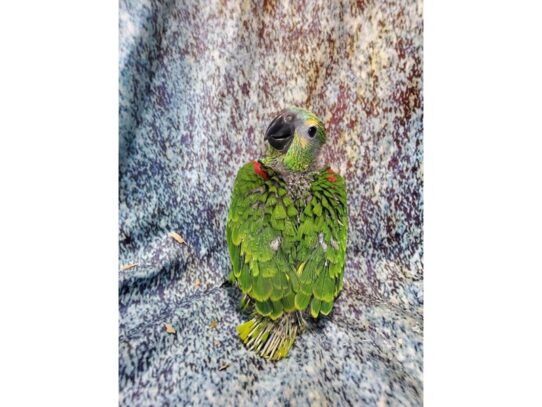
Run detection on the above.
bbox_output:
[305,118,319,128]
[296,133,309,148]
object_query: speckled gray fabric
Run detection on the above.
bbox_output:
[119,0,423,405]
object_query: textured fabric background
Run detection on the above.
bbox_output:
[119,0,423,405]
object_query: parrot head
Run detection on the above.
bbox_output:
[264,106,326,172]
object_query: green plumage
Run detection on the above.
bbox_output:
[227,161,348,359]
[227,106,348,360]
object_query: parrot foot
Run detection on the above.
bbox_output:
[236,313,301,361]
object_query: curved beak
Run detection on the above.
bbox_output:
[264,113,295,151]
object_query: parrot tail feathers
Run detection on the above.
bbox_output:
[236,313,302,361]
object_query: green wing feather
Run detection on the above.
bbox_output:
[226,161,298,320]
[294,168,348,318]
[227,163,347,320]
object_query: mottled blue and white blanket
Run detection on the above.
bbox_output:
[119,0,423,405]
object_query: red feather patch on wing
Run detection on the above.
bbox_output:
[252,160,269,180]
[326,168,337,183]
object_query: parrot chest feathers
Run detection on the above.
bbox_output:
[280,170,315,202]
[263,159,318,202]
[226,160,348,322]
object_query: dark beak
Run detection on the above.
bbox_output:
[264,113,295,151]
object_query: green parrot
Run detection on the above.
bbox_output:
[226,106,348,360]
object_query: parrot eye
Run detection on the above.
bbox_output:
[308,126,317,138]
